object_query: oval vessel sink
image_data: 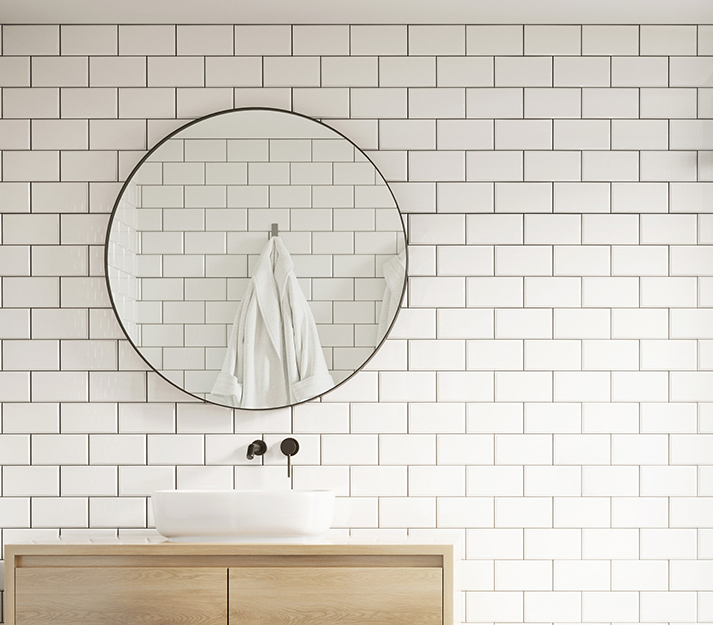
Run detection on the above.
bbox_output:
[152,489,335,543]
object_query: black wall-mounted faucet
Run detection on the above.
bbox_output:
[280,438,299,477]
[246,439,267,460]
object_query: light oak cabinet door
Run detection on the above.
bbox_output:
[15,567,227,625]
[229,567,443,625]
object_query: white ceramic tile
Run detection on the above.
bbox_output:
[379,56,435,87]
[61,25,116,55]
[409,25,465,55]
[466,25,523,55]
[467,150,522,182]
[437,497,492,529]
[32,57,88,87]
[409,465,465,496]
[436,57,493,88]
[496,245,552,276]
[0,181,30,213]
[90,497,145,528]
[555,56,609,87]
[583,151,639,181]
[177,465,233,490]
[670,181,713,213]
[641,87,697,118]
[410,340,466,371]
[176,25,233,56]
[60,87,117,118]
[582,88,639,118]
[148,57,204,88]
[409,88,465,119]
[670,119,711,150]
[641,25,697,55]
[229,25,290,55]
[554,120,609,151]
[204,57,262,88]
[524,214,581,245]
[466,277,523,307]
[583,213,639,244]
[436,371,493,402]
[2,150,60,181]
[89,434,146,465]
[524,88,580,118]
[90,57,145,88]
[612,119,668,150]
[525,339,581,371]
[0,57,31,88]
[495,120,551,150]
[379,497,435,528]
[641,276,697,307]
[118,25,175,55]
[3,466,59,496]
[525,25,580,55]
[495,57,552,87]
[612,56,668,87]
[611,182,668,213]
[437,119,493,151]
[286,25,346,56]
[495,183,553,213]
[640,403,697,434]
[466,87,523,118]
[350,25,407,56]
[409,150,465,182]
[263,57,320,88]
[496,309,552,340]
[320,434,377,465]
[582,25,639,55]
[467,339,522,371]
[641,151,698,182]
[524,151,580,181]
[3,25,59,55]
[31,497,88,528]
[118,88,175,118]
[640,592,697,622]
[0,122,30,152]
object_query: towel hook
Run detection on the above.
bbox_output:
[270,223,279,238]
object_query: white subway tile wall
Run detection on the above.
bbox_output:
[0,22,712,625]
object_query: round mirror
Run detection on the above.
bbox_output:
[105,108,407,410]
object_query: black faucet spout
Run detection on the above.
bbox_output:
[246,439,267,460]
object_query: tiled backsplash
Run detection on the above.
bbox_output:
[1,23,712,624]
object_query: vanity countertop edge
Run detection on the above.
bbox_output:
[5,541,454,557]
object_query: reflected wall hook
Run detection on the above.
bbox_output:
[280,438,299,478]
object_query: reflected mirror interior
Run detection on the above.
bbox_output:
[106,108,407,410]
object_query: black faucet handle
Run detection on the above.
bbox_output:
[280,438,299,456]
[246,439,267,460]
[280,438,299,477]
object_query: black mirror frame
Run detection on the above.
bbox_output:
[104,106,409,411]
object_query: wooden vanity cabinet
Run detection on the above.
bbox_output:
[14,567,226,625]
[5,543,452,625]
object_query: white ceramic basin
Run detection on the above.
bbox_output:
[151,489,335,543]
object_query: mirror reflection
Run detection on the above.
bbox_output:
[106,108,407,409]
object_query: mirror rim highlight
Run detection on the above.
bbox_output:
[104,106,408,411]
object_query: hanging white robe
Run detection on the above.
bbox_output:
[376,248,406,343]
[208,237,334,409]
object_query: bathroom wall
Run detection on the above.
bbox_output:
[1,23,712,624]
